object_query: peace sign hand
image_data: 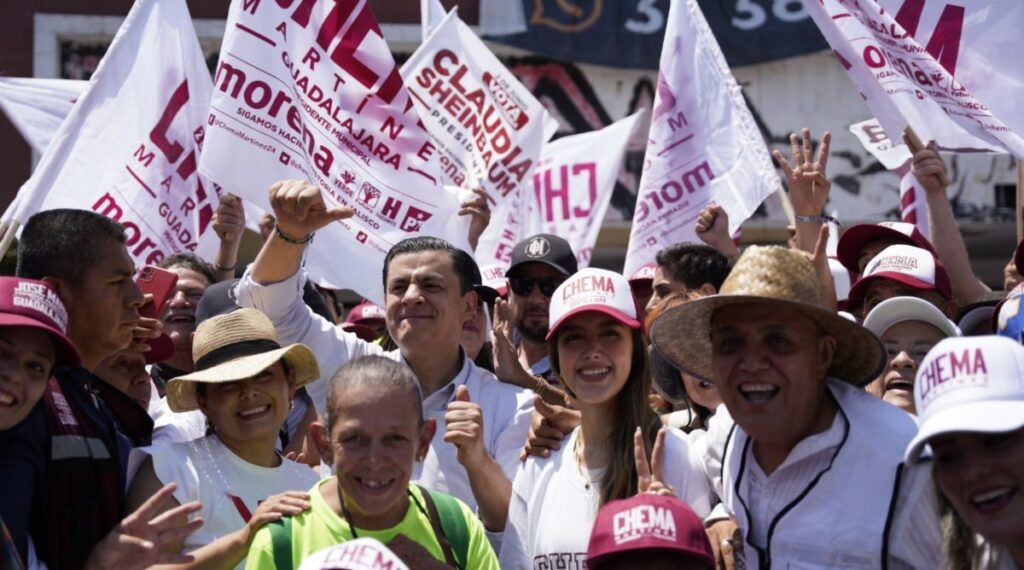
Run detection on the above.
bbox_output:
[635,426,674,497]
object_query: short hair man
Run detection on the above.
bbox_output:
[846,244,957,319]
[152,252,217,390]
[237,180,532,532]
[502,233,577,386]
[5,209,149,569]
[651,246,941,568]
[646,243,730,313]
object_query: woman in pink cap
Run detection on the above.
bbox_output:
[499,268,711,569]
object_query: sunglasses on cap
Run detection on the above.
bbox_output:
[508,276,565,297]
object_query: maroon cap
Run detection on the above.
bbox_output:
[345,301,385,325]
[587,494,713,569]
[836,222,936,273]
[846,244,952,311]
[341,322,379,342]
[0,278,80,367]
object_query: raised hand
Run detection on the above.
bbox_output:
[444,385,488,468]
[772,129,831,216]
[459,187,492,251]
[695,204,740,261]
[904,136,950,195]
[635,426,674,496]
[212,193,246,245]
[268,180,353,241]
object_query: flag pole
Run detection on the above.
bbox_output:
[0,220,20,260]
[903,127,951,187]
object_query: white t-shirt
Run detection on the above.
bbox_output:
[499,427,712,569]
[148,394,207,445]
[135,435,319,568]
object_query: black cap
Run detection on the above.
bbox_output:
[507,234,578,278]
[466,255,500,305]
[196,279,241,324]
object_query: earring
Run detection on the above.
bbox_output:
[289,399,294,410]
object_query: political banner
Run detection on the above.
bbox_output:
[0,78,86,154]
[804,0,1024,158]
[199,0,468,304]
[899,170,931,239]
[848,118,912,170]
[487,0,830,70]
[401,8,558,273]
[525,112,645,267]
[623,0,779,279]
[5,0,217,268]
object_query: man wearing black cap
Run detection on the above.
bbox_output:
[496,234,577,389]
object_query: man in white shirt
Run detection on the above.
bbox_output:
[651,246,943,568]
[234,180,533,532]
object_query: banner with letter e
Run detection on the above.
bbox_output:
[623,0,779,279]
[3,0,216,267]
[200,0,468,304]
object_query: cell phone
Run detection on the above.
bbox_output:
[136,266,179,319]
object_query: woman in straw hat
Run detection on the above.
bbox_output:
[125,308,321,569]
[904,336,1024,569]
[499,268,712,569]
[651,246,943,568]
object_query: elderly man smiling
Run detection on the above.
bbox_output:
[651,246,943,568]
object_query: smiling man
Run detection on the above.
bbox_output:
[151,253,217,391]
[651,246,943,568]
[236,180,533,532]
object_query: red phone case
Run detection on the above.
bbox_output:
[137,266,179,319]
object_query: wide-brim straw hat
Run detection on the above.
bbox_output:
[650,246,885,387]
[166,308,319,412]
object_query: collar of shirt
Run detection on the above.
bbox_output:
[419,350,473,414]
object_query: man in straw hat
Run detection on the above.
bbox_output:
[651,246,942,567]
[236,180,532,533]
[127,307,321,568]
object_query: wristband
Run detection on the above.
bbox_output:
[274,223,314,245]
[794,214,840,226]
[214,263,236,273]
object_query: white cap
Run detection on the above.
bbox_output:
[904,336,1024,464]
[863,296,960,339]
[546,268,640,341]
[847,244,952,309]
[297,538,409,570]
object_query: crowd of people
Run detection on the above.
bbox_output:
[0,131,1022,570]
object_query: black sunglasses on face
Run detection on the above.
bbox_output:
[508,276,565,297]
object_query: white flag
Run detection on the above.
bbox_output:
[421,0,447,41]
[848,118,912,171]
[200,0,468,304]
[804,0,1024,157]
[623,0,779,279]
[402,8,558,274]
[0,78,86,155]
[526,112,645,267]
[7,0,217,268]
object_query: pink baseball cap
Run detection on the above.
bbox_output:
[345,301,385,325]
[546,268,641,341]
[905,336,1024,464]
[836,221,936,273]
[296,538,409,570]
[0,278,80,367]
[587,494,714,569]
[846,245,952,311]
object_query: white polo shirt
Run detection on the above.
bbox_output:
[235,269,534,512]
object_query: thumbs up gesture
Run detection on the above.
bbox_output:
[444,385,487,468]
[268,179,353,241]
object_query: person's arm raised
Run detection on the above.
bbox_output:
[249,180,353,286]
[772,129,832,254]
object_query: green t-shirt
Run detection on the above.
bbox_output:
[245,478,499,570]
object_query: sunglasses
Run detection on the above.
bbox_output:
[508,276,565,297]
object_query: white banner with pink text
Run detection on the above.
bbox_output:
[402,8,558,275]
[804,0,1024,158]
[524,112,645,268]
[623,0,779,279]
[5,0,218,267]
[199,0,470,303]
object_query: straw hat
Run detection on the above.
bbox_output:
[650,246,885,387]
[166,308,319,412]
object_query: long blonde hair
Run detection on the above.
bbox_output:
[549,327,660,506]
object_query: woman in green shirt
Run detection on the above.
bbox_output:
[246,356,498,570]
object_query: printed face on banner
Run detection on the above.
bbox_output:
[9,0,216,270]
[401,9,557,270]
[804,0,1024,157]
[200,0,465,302]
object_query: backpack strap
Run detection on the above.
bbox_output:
[268,516,293,570]
[416,485,469,570]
